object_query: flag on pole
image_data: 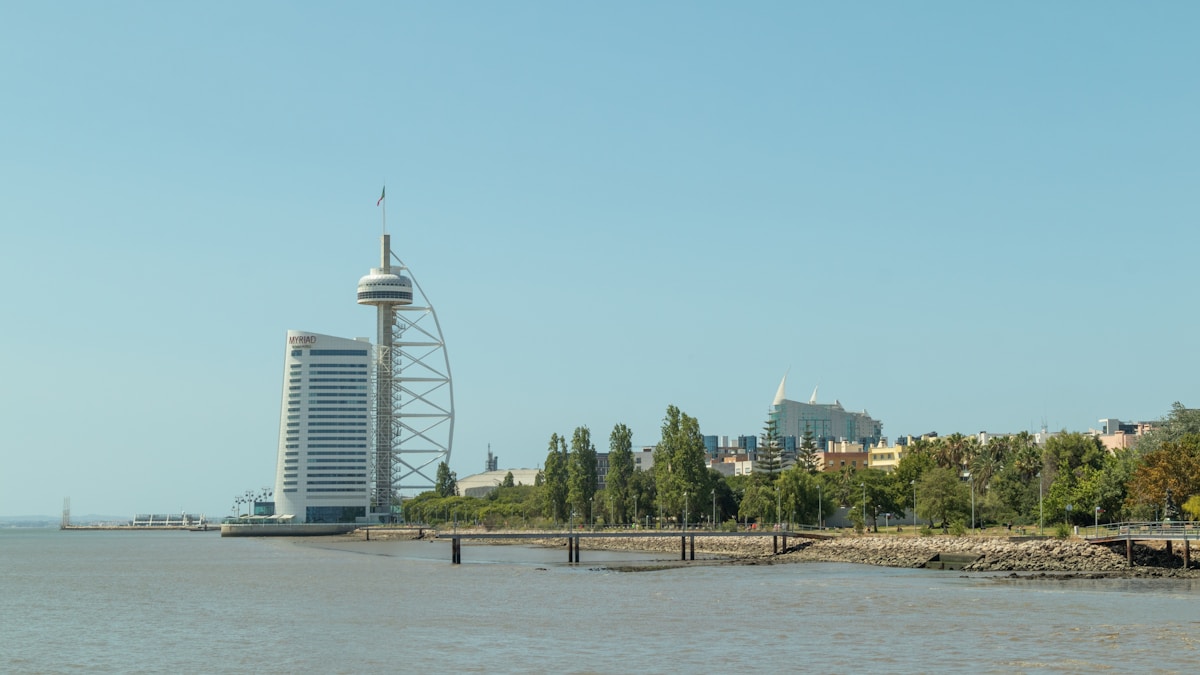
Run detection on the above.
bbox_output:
[377,186,386,206]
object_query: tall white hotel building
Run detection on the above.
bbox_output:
[272,331,373,523]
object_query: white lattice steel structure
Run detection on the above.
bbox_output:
[358,235,454,520]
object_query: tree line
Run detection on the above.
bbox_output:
[403,403,1200,531]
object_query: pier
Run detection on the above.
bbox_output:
[434,529,832,564]
[1084,521,1200,567]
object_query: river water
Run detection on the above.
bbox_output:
[2,529,1198,673]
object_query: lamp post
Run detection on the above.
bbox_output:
[776,483,782,531]
[1094,506,1101,536]
[817,483,823,529]
[590,496,594,529]
[711,489,716,531]
[1038,472,1043,536]
[860,482,866,530]
[911,479,917,528]
[683,491,689,533]
[967,472,975,533]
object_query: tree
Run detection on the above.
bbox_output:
[1126,435,1200,517]
[543,433,569,524]
[653,405,710,525]
[969,436,1010,495]
[1184,495,1200,521]
[738,480,776,525]
[629,468,656,526]
[756,416,783,480]
[778,465,828,526]
[1134,403,1200,455]
[798,423,820,473]
[568,426,598,524]
[501,471,515,488]
[1042,432,1108,523]
[435,461,458,497]
[917,467,970,529]
[855,468,905,532]
[606,423,634,524]
[933,433,977,473]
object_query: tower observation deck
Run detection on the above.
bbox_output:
[358,234,454,521]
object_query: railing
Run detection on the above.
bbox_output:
[1083,521,1200,540]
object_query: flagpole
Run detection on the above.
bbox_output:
[381,185,387,236]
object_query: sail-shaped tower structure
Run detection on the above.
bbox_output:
[358,234,454,520]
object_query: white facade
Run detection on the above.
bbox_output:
[273,331,373,523]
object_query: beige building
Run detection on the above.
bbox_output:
[868,442,905,472]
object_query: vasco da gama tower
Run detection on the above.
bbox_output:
[273,229,455,524]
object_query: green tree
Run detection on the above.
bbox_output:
[653,405,710,525]
[1134,402,1200,455]
[568,426,598,524]
[778,465,828,526]
[501,471,515,488]
[934,433,974,472]
[918,467,970,529]
[435,461,458,497]
[854,468,905,532]
[798,423,820,473]
[1042,432,1108,523]
[606,423,634,524]
[756,416,783,480]
[738,480,776,525]
[542,433,569,524]
[969,436,1010,495]
[629,468,656,527]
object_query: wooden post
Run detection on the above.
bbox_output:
[1185,540,1191,569]
[773,535,778,554]
[574,536,580,563]
[689,535,695,561]
[452,537,460,564]
[681,536,686,561]
[1126,537,1133,567]
[365,527,370,541]
[783,535,788,553]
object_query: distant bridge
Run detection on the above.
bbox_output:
[433,529,832,565]
[1083,521,1200,567]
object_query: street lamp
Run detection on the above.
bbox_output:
[683,492,689,532]
[711,488,716,531]
[817,483,823,530]
[911,479,917,528]
[590,496,594,529]
[860,482,866,530]
[1038,472,1043,536]
[966,472,975,533]
[776,483,782,531]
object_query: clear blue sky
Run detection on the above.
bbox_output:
[2,2,1197,517]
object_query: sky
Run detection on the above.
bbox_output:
[2,2,1198,518]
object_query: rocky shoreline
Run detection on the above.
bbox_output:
[355,528,1200,577]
